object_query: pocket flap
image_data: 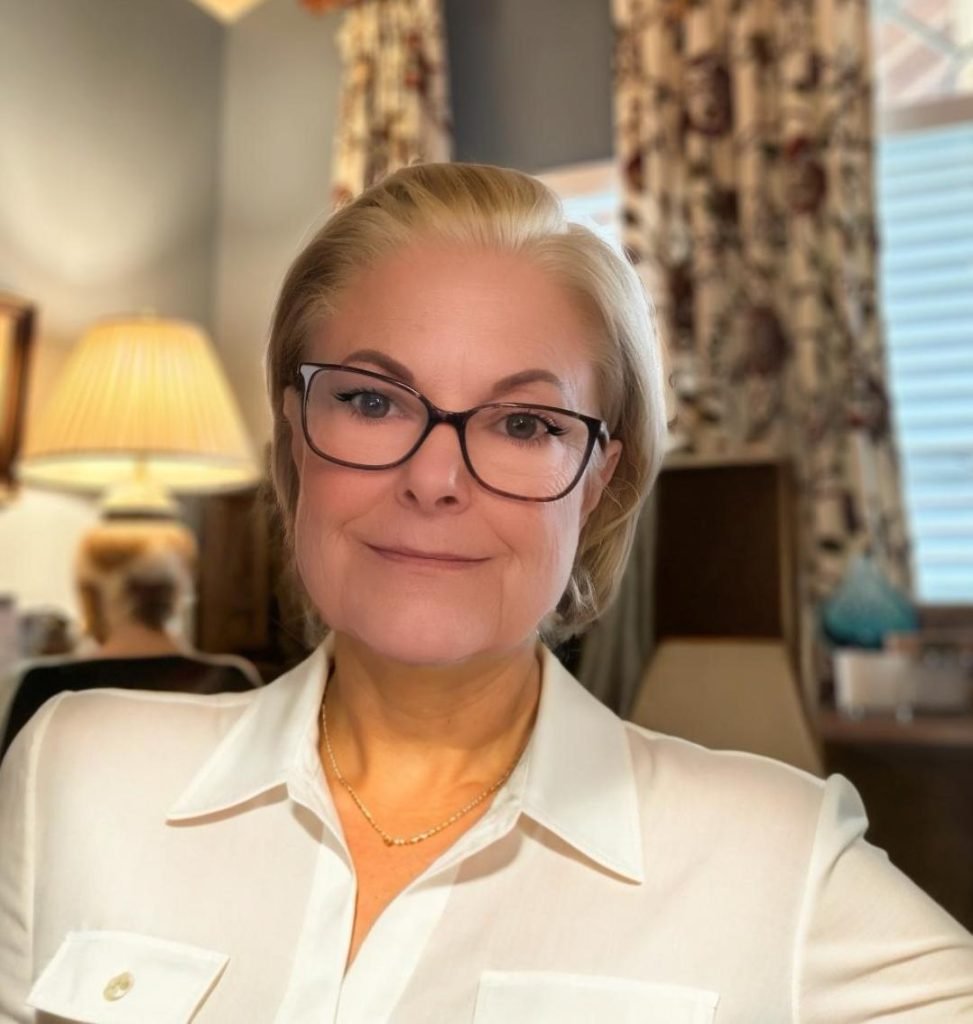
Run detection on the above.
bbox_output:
[28,930,228,1024]
[474,971,719,1024]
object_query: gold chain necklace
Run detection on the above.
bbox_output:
[320,693,526,848]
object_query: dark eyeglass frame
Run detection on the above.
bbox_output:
[294,362,610,503]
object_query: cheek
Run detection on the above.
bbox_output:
[291,463,381,593]
[506,498,584,604]
[293,465,337,552]
[552,502,586,582]
[291,483,333,611]
[295,460,384,526]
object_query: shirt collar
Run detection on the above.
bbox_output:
[168,637,644,884]
[523,645,645,883]
[167,640,331,823]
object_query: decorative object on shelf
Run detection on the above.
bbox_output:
[19,315,258,514]
[0,294,36,504]
[832,649,915,720]
[822,553,918,651]
[886,628,973,715]
[328,0,451,207]
[826,554,921,720]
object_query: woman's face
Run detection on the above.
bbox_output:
[283,242,621,666]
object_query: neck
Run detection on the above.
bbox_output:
[97,623,184,659]
[325,632,541,790]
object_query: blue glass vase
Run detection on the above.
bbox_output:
[821,554,918,650]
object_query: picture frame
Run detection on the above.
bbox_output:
[0,293,36,497]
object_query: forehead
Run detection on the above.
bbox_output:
[307,243,602,406]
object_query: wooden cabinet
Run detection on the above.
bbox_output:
[194,486,312,680]
[819,710,973,931]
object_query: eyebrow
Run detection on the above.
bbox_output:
[487,369,568,401]
[342,349,569,402]
[342,349,415,384]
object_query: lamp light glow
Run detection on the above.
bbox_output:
[19,315,258,496]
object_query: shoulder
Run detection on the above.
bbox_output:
[621,719,859,862]
[3,686,256,811]
[5,654,81,698]
[626,718,827,803]
[43,683,253,751]
[13,653,80,679]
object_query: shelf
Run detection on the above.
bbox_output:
[817,708,973,747]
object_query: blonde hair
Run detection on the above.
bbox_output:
[75,520,197,642]
[267,162,667,641]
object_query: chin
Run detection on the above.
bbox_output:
[331,595,530,667]
[356,632,486,667]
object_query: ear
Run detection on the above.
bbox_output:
[580,439,622,525]
[282,386,305,475]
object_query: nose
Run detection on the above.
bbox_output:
[396,422,472,513]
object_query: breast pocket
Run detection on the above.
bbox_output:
[27,930,228,1024]
[473,971,719,1024]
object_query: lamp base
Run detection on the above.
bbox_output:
[101,476,179,519]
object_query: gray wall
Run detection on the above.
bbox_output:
[214,0,342,443]
[0,0,224,354]
[445,0,614,173]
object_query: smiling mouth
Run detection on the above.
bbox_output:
[367,545,489,567]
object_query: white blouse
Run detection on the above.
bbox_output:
[1,638,971,1023]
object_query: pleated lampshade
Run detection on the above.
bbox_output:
[19,315,259,496]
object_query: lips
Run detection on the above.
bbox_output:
[367,544,488,565]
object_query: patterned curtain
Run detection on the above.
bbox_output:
[326,0,451,207]
[613,0,912,623]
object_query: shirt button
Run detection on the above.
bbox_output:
[103,971,134,1001]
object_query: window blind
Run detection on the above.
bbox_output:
[877,119,973,603]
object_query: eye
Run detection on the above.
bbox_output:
[503,412,566,440]
[505,413,541,440]
[337,390,392,418]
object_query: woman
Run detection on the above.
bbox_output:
[1,518,259,759]
[1,163,971,1023]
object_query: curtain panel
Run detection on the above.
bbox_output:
[612,0,912,620]
[328,0,451,206]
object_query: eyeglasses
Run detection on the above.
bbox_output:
[294,363,610,502]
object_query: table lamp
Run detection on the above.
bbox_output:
[18,315,259,513]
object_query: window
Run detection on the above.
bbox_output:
[537,161,622,253]
[874,0,973,603]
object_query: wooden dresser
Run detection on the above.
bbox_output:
[819,710,973,931]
